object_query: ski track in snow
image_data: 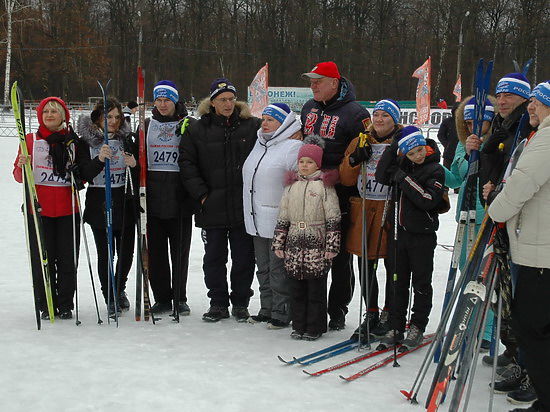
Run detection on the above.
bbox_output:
[0,136,516,412]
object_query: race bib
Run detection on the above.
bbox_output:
[357,143,390,200]
[33,136,71,187]
[89,140,126,188]
[146,119,180,172]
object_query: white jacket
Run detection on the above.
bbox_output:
[242,114,302,238]
[488,115,550,268]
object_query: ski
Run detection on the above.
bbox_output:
[136,66,154,323]
[297,341,363,366]
[97,79,119,326]
[277,339,355,365]
[12,81,55,326]
[339,335,435,382]
[303,339,392,376]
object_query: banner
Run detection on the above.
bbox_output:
[249,63,269,117]
[453,74,462,102]
[412,57,431,125]
[247,87,313,112]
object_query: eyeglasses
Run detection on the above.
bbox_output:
[216,97,236,103]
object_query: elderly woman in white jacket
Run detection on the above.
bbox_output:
[243,103,302,329]
[488,81,550,412]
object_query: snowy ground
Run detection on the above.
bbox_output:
[0,136,519,412]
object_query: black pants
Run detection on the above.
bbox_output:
[148,215,192,305]
[358,257,393,312]
[328,212,354,320]
[290,275,328,334]
[29,214,80,312]
[389,230,436,332]
[202,224,255,308]
[511,265,550,411]
[90,224,135,302]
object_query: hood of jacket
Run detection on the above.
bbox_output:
[77,114,131,148]
[284,169,339,187]
[455,94,498,144]
[317,77,357,111]
[196,97,252,119]
[257,113,302,146]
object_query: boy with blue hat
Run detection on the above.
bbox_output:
[375,126,447,351]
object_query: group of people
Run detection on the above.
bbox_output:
[13,59,549,411]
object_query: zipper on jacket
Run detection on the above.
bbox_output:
[250,144,269,235]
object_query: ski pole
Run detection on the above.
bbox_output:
[69,157,81,326]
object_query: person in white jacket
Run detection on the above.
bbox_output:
[488,81,550,412]
[242,103,302,329]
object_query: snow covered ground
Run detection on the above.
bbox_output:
[0,135,520,412]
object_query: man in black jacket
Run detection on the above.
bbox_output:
[300,61,371,330]
[179,78,261,322]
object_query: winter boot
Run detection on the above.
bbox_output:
[118,292,130,312]
[177,302,191,316]
[371,310,391,337]
[507,375,538,405]
[491,368,525,394]
[290,330,303,340]
[328,309,346,331]
[202,306,230,322]
[399,324,423,352]
[378,329,404,350]
[151,301,173,314]
[350,311,379,341]
[231,306,250,323]
[497,360,521,381]
[267,319,289,330]
[58,309,73,320]
[480,339,491,352]
[249,313,271,323]
[483,352,514,368]
[108,302,122,318]
[303,332,323,341]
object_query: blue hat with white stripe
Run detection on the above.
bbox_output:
[373,99,401,125]
[463,97,495,122]
[531,81,550,107]
[398,126,426,155]
[262,103,291,124]
[153,80,179,104]
[495,73,531,99]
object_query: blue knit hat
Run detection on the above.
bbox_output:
[210,78,237,100]
[531,81,550,107]
[463,97,495,122]
[262,103,291,124]
[495,73,531,99]
[153,80,179,104]
[373,99,401,125]
[398,126,426,155]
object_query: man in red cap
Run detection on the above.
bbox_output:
[300,61,371,331]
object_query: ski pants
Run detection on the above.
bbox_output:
[253,236,291,323]
[29,214,80,312]
[90,223,135,302]
[148,214,192,305]
[511,264,550,412]
[201,224,255,308]
[389,230,436,333]
[328,211,354,321]
[358,256,393,313]
[290,274,328,335]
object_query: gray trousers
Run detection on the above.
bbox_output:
[253,236,291,322]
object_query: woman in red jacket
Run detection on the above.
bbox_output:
[13,97,85,320]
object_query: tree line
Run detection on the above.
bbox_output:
[1,0,548,105]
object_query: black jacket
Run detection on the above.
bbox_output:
[77,116,138,230]
[437,113,458,161]
[142,102,196,219]
[376,139,445,234]
[178,99,261,229]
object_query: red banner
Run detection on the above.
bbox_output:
[453,74,462,102]
[249,63,269,118]
[412,57,431,125]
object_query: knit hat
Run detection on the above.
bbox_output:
[373,99,401,125]
[262,103,291,124]
[37,97,70,127]
[463,97,495,122]
[495,73,531,99]
[127,101,138,110]
[398,126,426,155]
[298,135,325,168]
[153,80,179,104]
[210,78,237,100]
[302,61,341,79]
[531,81,550,107]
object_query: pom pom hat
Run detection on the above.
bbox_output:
[153,80,179,104]
[463,97,495,122]
[398,126,426,155]
[531,81,550,107]
[210,78,237,100]
[302,61,341,79]
[373,99,401,125]
[298,135,325,167]
[495,73,531,99]
[262,103,291,124]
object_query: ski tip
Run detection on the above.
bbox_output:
[302,370,315,377]
[277,355,290,364]
[400,390,412,400]
[338,375,350,382]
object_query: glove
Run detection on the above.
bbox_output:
[391,168,406,183]
[483,128,509,153]
[349,142,372,167]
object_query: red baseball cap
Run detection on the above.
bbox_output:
[302,61,341,79]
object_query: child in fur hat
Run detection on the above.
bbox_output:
[272,135,341,341]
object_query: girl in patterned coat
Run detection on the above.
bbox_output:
[272,136,341,340]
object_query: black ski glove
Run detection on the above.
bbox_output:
[349,142,372,167]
